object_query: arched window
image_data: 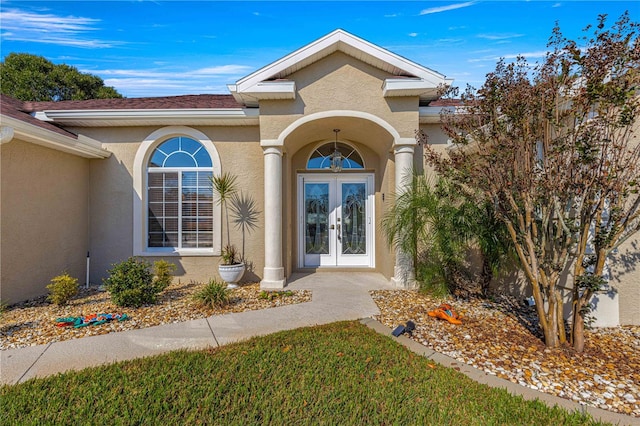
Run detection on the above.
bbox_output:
[307,142,364,170]
[147,136,214,249]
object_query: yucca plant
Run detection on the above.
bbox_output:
[210,172,239,265]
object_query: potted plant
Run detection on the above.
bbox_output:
[211,172,245,287]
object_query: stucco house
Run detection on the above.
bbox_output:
[1,30,637,326]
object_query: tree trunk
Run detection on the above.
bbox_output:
[572,299,586,352]
[480,256,493,295]
[542,318,559,348]
[546,295,560,348]
[555,291,567,344]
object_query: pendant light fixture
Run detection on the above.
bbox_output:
[330,128,343,172]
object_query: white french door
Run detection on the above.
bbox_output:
[298,173,374,268]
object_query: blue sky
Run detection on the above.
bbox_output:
[0,1,635,98]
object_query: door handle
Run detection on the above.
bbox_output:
[337,223,341,240]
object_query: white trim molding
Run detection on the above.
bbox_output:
[33,108,260,127]
[277,110,401,146]
[133,126,223,257]
[0,115,110,158]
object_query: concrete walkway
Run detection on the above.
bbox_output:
[1,272,390,385]
[1,272,637,425]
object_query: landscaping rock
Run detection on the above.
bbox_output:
[0,282,311,350]
[371,289,640,418]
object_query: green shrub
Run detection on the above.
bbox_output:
[258,290,294,301]
[193,279,231,309]
[46,273,79,306]
[104,257,165,307]
[153,260,176,290]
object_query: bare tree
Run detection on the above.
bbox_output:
[425,12,639,351]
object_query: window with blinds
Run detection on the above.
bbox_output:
[147,137,213,249]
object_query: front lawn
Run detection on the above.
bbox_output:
[1,321,601,425]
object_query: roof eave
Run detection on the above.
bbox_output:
[1,115,111,159]
[227,81,296,108]
[34,108,260,127]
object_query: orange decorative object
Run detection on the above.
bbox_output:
[428,303,462,325]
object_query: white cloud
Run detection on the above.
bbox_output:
[499,51,548,60]
[477,33,525,41]
[419,2,476,15]
[0,8,122,48]
[408,32,418,37]
[95,65,252,78]
[92,64,254,97]
[438,38,464,43]
[468,50,548,63]
[552,3,562,7]
[189,65,253,75]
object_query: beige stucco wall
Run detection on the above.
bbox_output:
[259,52,419,141]
[610,237,640,325]
[71,125,264,286]
[1,139,89,304]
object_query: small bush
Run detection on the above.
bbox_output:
[153,260,176,291]
[104,257,165,307]
[0,300,7,319]
[258,290,294,301]
[193,279,231,309]
[46,273,79,306]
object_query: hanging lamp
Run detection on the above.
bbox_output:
[330,128,343,172]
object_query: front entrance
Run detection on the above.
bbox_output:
[298,173,374,268]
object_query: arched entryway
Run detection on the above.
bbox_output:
[260,110,416,289]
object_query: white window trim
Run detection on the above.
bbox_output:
[133,126,222,256]
[306,140,365,170]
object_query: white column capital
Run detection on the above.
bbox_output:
[393,144,415,156]
[260,139,283,148]
[393,137,417,148]
[262,145,283,157]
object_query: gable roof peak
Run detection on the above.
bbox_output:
[228,29,452,107]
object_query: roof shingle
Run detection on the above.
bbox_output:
[1,95,79,139]
[23,94,242,112]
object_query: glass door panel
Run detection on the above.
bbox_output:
[298,174,373,268]
[305,183,329,255]
[340,182,366,255]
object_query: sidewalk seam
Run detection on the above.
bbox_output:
[205,317,220,348]
[16,342,52,384]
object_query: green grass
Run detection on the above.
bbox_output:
[1,321,602,425]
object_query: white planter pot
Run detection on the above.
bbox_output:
[218,263,245,288]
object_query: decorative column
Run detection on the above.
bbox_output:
[391,138,417,289]
[261,143,286,289]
